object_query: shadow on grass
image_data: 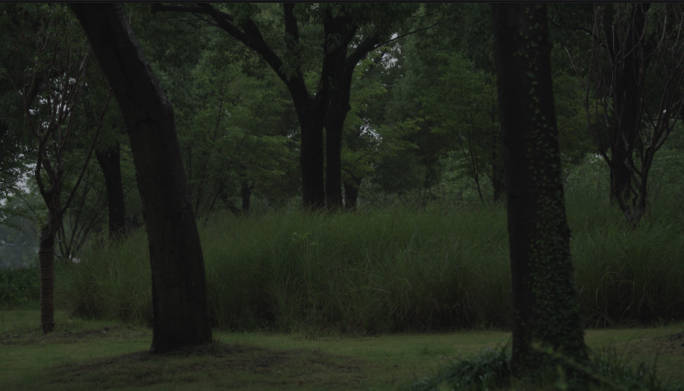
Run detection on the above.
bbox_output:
[19,340,371,391]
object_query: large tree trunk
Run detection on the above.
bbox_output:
[492,3,588,377]
[294,100,326,210]
[323,40,353,210]
[95,142,127,240]
[325,81,353,210]
[70,3,212,354]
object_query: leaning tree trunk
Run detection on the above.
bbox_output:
[492,3,588,377]
[70,3,212,353]
[96,142,127,240]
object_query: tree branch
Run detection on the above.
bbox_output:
[371,17,444,51]
[59,90,112,216]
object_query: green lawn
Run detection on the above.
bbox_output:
[1,310,683,390]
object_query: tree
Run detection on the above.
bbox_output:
[417,53,503,204]
[70,3,212,353]
[492,3,588,377]
[178,48,295,217]
[151,3,418,210]
[2,6,111,333]
[585,3,684,225]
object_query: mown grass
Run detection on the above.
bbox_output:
[55,187,684,334]
[2,310,683,391]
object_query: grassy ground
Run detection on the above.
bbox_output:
[2,310,683,390]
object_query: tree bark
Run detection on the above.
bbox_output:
[490,119,505,203]
[70,3,212,354]
[343,174,362,210]
[492,3,587,377]
[38,209,59,334]
[0,118,7,142]
[325,104,349,210]
[149,3,382,211]
[294,100,327,210]
[240,181,252,215]
[608,4,650,206]
[95,142,127,240]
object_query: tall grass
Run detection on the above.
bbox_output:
[407,343,681,391]
[58,182,684,333]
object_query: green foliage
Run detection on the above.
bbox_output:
[0,267,39,309]
[57,167,684,333]
[415,53,499,202]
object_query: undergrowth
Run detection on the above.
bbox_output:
[407,343,683,391]
[0,266,40,310]
[56,185,684,333]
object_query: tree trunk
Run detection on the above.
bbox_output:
[95,142,127,240]
[490,121,505,203]
[0,118,7,142]
[324,42,353,211]
[325,82,353,210]
[608,3,649,207]
[343,174,362,210]
[38,211,59,334]
[492,3,588,377]
[240,181,252,215]
[70,3,212,354]
[294,100,326,210]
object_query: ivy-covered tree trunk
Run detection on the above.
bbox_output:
[71,3,212,354]
[492,3,588,376]
[95,143,127,240]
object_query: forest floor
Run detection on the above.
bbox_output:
[1,310,683,390]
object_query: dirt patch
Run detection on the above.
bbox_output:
[642,332,684,356]
[659,332,684,354]
[33,341,367,390]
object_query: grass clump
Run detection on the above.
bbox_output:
[407,344,682,391]
[408,346,511,391]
